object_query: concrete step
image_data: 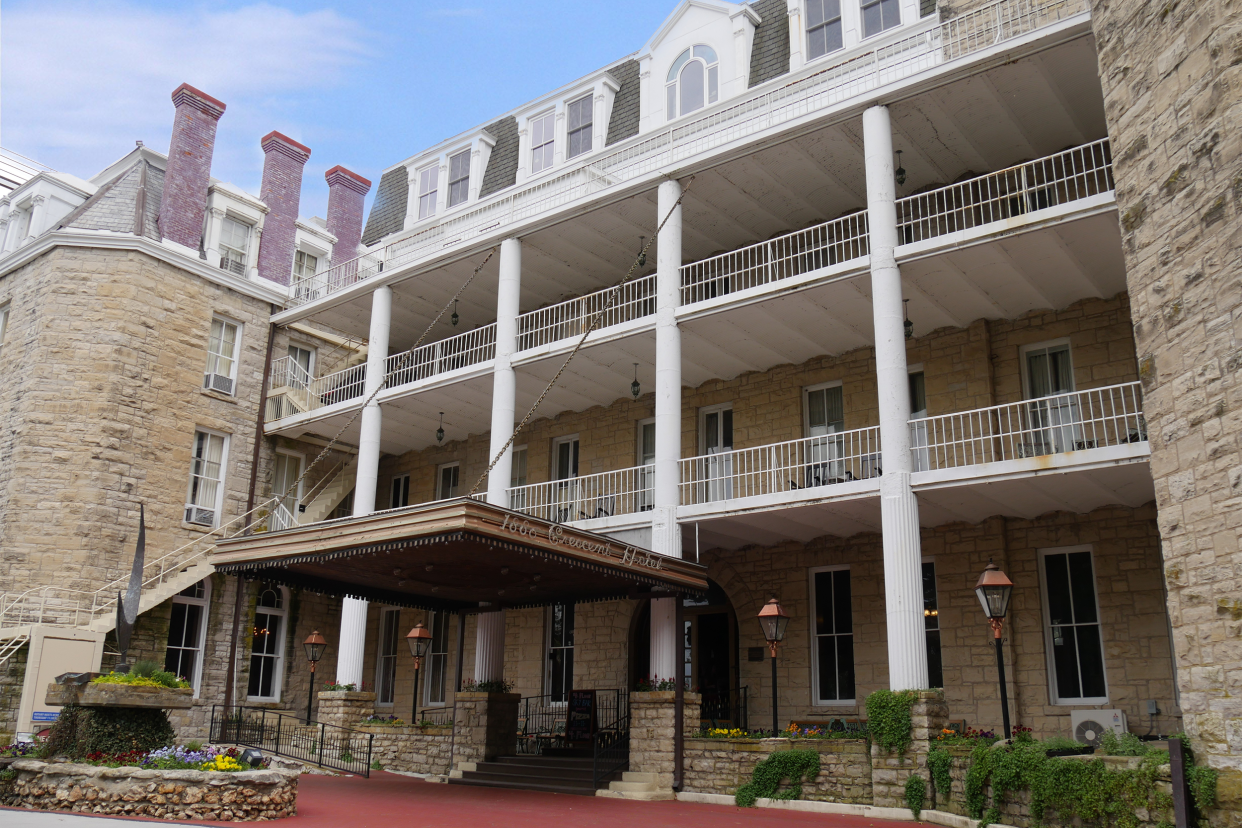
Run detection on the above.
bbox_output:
[622,772,659,784]
[596,788,675,801]
[475,763,597,782]
[447,777,599,797]
[607,780,658,793]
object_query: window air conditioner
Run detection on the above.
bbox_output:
[1070,709,1127,746]
[185,506,215,527]
[220,257,246,276]
[204,372,235,395]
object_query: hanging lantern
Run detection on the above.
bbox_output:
[451,299,459,327]
[904,299,913,341]
[436,412,445,444]
[631,363,641,400]
[637,236,647,268]
[895,150,906,187]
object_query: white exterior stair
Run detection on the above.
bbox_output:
[298,456,358,525]
[86,561,215,634]
[597,772,674,801]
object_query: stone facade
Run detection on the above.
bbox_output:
[357,724,452,775]
[1086,0,1242,812]
[450,691,520,767]
[629,690,702,790]
[682,737,872,803]
[316,690,375,729]
[869,691,948,808]
[0,760,298,821]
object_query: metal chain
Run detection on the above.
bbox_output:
[469,175,696,496]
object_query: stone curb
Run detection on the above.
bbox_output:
[674,793,1020,828]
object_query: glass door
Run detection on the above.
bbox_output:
[553,436,579,522]
[805,385,845,485]
[909,372,929,472]
[271,452,303,530]
[1026,344,1079,454]
[637,420,655,512]
[700,406,733,501]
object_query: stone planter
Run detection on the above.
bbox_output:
[45,682,194,710]
[0,759,299,821]
[315,690,376,729]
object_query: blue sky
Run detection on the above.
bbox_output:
[2,0,679,218]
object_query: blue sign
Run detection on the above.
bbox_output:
[32,711,59,722]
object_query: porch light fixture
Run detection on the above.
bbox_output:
[904,299,913,340]
[637,236,647,267]
[895,150,906,186]
[631,363,641,400]
[451,299,459,327]
[406,622,434,722]
[436,412,445,445]
[974,560,1014,739]
[302,630,327,724]
[757,597,790,735]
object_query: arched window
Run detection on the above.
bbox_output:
[666,45,719,121]
[248,584,289,701]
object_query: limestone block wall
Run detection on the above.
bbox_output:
[1086,0,1242,810]
[870,691,948,808]
[682,737,872,802]
[357,725,452,775]
[630,691,701,790]
[316,691,375,729]
[0,640,29,744]
[451,691,520,766]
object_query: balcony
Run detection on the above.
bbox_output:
[507,466,654,527]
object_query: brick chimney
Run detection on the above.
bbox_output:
[159,83,226,250]
[324,166,372,261]
[255,131,311,286]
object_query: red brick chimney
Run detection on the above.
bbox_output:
[255,131,311,286]
[159,83,226,250]
[324,166,371,261]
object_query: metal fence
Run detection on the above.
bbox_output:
[210,706,374,777]
[517,275,656,352]
[507,465,654,523]
[516,690,627,756]
[700,686,749,731]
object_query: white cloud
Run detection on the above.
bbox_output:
[1,1,370,208]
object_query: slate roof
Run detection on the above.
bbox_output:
[749,0,792,87]
[56,160,164,242]
[478,116,520,199]
[360,167,410,247]
[605,60,641,147]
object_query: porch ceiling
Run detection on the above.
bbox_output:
[682,496,884,552]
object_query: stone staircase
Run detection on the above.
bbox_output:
[297,456,358,525]
[597,771,673,801]
[448,752,624,796]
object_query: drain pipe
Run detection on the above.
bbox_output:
[447,609,467,774]
[673,592,685,791]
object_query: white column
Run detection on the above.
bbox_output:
[473,611,506,682]
[652,178,683,561]
[337,284,391,687]
[487,238,521,506]
[26,195,47,243]
[204,208,225,268]
[863,104,928,692]
[650,597,678,682]
[787,4,805,74]
[403,167,419,231]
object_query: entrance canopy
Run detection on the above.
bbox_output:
[211,498,708,612]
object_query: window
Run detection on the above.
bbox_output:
[861,0,901,38]
[666,45,719,121]
[1025,343,1074,399]
[447,150,470,208]
[923,561,943,688]
[219,216,251,275]
[803,384,846,486]
[1023,342,1080,454]
[637,419,655,512]
[698,405,733,501]
[248,584,287,701]
[165,578,211,695]
[552,436,579,522]
[810,566,855,703]
[910,369,929,472]
[508,445,529,511]
[185,429,228,527]
[293,250,318,282]
[425,611,450,706]
[287,344,315,390]
[436,462,460,500]
[376,608,401,706]
[417,165,439,220]
[391,474,411,509]
[807,0,843,59]
[567,96,593,159]
[1040,546,1108,704]
[271,451,303,531]
[547,603,575,703]
[204,317,241,393]
[531,112,555,174]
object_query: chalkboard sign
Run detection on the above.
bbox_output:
[566,689,596,742]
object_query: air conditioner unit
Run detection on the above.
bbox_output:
[204,372,234,395]
[1070,709,1127,746]
[185,506,215,527]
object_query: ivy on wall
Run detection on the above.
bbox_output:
[734,749,821,807]
[865,689,917,754]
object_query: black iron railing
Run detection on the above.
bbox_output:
[592,708,631,788]
[209,706,374,777]
[516,690,627,755]
[700,686,748,731]
[414,706,455,726]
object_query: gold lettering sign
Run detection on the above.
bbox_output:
[499,513,663,571]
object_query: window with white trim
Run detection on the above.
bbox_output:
[436,462,460,500]
[391,473,411,509]
[531,112,555,174]
[165,578,211,696]
[546,603,574,704]
[666,45,719,121]
[248,584,288,701]
[293,250,318,281]
[417,165,439,220]
[0,304,9,358]
[566,96,593,159]
[807,0,844,59]
[185,429,228,527]
[376,607,401,706]
[218,216,251,275]
[861,0,901,38]
[923,560,943,688]
[425,611,450,706]
[204,316,241,394]
[810,566,855,704]
[1039,546,1108,704]
[447,150,470,208]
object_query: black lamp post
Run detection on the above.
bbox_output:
[302,630,327,724]
[406,622,433,723]
[757,597,790,735]
[975,560,1015,739]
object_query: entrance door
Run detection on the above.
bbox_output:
[909,371,929,472]
[682,582,740,729]
[1025,344,1079,454]
[546,603,575,704]
[271,452,303,530]
[637,419,655,512]
[699,405,733,501]
[553,436,579,522]
[805,384,845,485]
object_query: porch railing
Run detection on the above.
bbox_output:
[680,213,869,305]
[679,427,882,506]
[909,381,1146,472]
[415,705,455,726]
[516,690,627,756]
[517,274,656,352]
[592,708,631,789]
[288,0,1090,307]
[209,705,374,777]
[506,465,654,523]
[896,138,1113,244]
[384,325,496,388]
[700,686,749,732]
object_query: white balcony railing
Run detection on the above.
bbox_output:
[385,324,496,388]
[518,274,657,351]
[506,465,655,523]
[896,138,1113,244]
[679,428,882,506]
[288,0,1090,308]
[909,382,1146,472]
[680,213,869,305]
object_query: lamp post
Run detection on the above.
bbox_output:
[975,560,1014,739]
[406,622,433,724]
[302,631,327,725]
[757,597,790,735]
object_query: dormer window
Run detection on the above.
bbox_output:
[417,165,439,220]
[567,96,593,159]
[861,0,901,38]
[808,0,844,59]
[219,216,251,276]
[531,112,556,174]
[293,250,318,281]
[447,150,471,208]
[666,45,719,121]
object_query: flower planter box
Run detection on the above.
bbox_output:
[45,683,194,710]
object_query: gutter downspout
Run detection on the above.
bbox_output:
[673,592,684,791]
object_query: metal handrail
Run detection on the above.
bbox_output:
[506,465,654,523]
[210,705,374,777]
[517,275,656,352]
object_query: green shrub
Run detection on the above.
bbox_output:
[734,749,821,808]
[905,774,927,819]
[1099,731,1149,757]
[80,708,174,756]
[927,745,952,807]
[865,689,917,753]
[130,659,161,678]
